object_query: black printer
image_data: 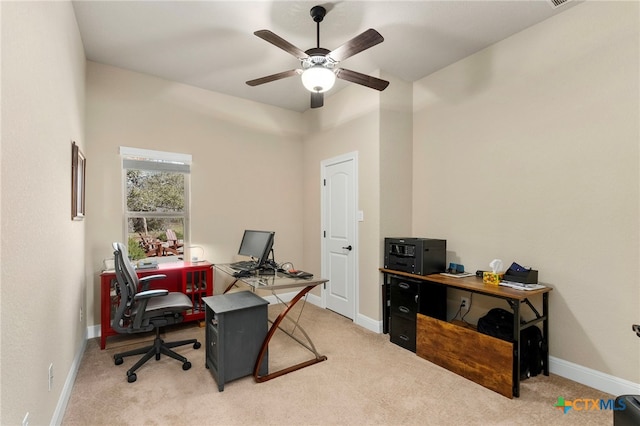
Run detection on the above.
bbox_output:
[384,238,446,276]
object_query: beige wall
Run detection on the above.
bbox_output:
[1,2,86,424]
[380,74,414,265]
[412,1,639,384]
[85,62,306,325]
[303,85,382,320]
[2,2,638,424]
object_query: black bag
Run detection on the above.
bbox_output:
[477,308,514,341]
[520,325,543,378]
[477,308,543,379]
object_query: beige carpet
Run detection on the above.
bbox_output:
[63,302,614,425]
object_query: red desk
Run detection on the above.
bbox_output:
[99,261,213,349]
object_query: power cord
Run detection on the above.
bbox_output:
[452,292,473,323]
[461,293,473,324]
[452,304,463,321]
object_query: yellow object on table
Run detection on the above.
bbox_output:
[483,272,504,285]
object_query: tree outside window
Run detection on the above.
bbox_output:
[121,148,190,261]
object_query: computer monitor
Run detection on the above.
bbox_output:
[237,230,275,269]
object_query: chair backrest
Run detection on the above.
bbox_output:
[166,229,177,242]
[112,242,154,334]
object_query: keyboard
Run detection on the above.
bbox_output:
[229,260,257,271]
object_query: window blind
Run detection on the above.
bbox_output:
[120,146,191,173]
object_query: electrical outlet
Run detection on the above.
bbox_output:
[79,306,83,323]
[48,363,53,391]
[460,297,470,312]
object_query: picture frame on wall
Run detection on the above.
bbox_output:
[71,141,86,220]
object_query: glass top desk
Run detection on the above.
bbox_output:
[214,264,329,382]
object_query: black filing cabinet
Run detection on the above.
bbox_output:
[389,275,446,352]
[203,292,269,391]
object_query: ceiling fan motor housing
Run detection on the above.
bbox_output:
[302,47,335,70]
[310,5,327,22]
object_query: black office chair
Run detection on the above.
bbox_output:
[111,242,201,382]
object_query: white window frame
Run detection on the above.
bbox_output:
[120,147,191,260]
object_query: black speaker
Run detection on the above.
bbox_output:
[614,395,640,426]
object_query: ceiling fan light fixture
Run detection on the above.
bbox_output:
[301,65,336,93]
[247,5,389,108]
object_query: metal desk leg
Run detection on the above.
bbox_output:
[253,285,328,382]
[513,299,521,398]
[543,292,550,376]
[222,278,239,294]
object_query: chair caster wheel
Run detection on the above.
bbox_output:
[182,362,191,371]
[193,342,201,349]
[127,373,137,383]
[114,357,123,366]
[156,353,161,361]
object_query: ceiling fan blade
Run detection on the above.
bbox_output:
[246,69,301,87]
[310,92,324,108]
[336,68,389,91]
[328,29,384,62]
[254,30,309,60]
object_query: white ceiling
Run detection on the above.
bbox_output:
[72,0,579,112]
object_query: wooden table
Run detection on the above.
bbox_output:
[381,268,551,397]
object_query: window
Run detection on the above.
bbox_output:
[120,147,191,261]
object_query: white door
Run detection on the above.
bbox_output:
[322,153,357,319]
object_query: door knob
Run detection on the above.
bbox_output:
[342,245,353,251]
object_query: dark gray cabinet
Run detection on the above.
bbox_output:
[203,292,269,391]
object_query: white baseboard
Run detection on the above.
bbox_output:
[87,324,100,340]
[355,313,383,333]
[549,356,640,396]
[50,329,87,425]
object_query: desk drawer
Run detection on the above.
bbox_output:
[390,290,418,319]
[390,276,420,295]
[390,277,419,319]
[390,315,416,352]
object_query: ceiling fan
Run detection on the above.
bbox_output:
[246,5,390,109]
